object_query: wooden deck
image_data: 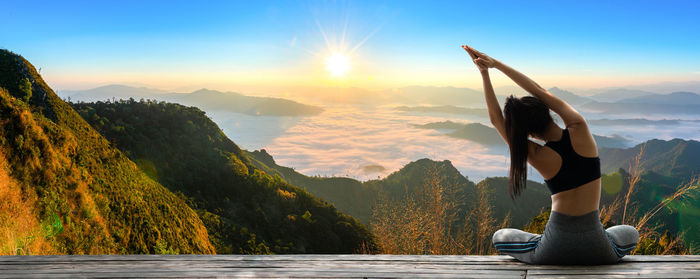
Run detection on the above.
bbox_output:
[1,255,698,278]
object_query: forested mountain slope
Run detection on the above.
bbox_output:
[247,151,553,229]
[0,49,214,254]
[71,99,374,254]
[600,139,700,177]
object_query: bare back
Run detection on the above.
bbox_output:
[463,46,602,216]
[528,124,601,215]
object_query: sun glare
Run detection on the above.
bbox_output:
[326,53,350,77]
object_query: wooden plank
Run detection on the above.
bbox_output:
[0,260,696,271]
[622,255,700,262]
[0,272,523,279]
[0,269,526,278]
[0,264,526,271]
[528,268,700,275]
[527,274,699,279]
[1,259,697,271]
[0,255,698,279]
[0,254,696,263]
[0,265,527,274]
[0,255,518,262]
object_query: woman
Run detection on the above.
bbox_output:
[462,45,639,265]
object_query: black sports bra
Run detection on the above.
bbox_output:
[544,129,601,195]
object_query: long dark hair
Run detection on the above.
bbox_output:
[503,95,552,198]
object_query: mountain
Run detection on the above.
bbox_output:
[547,87,594,106]
[363,158,478,209]
[0,49,214,254]
[245,153,478,225]
[578,81,700,97]
[589,89,658,102]
[447,123,503,146]
[622,80,700,94]
[587,118,690,126]
[598,169,700,248]
[396,106,488,117]
[599,138,700,177]
[477,177,551,228]
[71,99,374,254]
[581,101,700,115]
[60,84,169,101]
[385,86,487,106]
[593,134,633,149]
[245,149,376,224]
[164,89,324,116]
[249,143,698,247]
[617,91,700,105]
[64,85,323,116]
[412,120,467,130]
[415,121,632,148]
[246,150,553,229]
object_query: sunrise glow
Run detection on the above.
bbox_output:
[325,53,350,77]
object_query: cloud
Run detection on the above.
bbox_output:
[209,106,700,183]
[261,106,510,181]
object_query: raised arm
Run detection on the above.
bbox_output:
[466,46,585,128]
[493,60,584,128]
[462,45,507,142]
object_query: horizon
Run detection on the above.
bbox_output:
[56,80,700,96]
[3,1,700,94]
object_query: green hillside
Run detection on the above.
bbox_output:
[599,139,700,177]
[246,151,555,229]
[246,149,376,223]
[477,177,551,228]
[0,50,214,254]
[71,99,374,254]
[599,169,699,247]
[250,141,699,249]
[447,123,503,146]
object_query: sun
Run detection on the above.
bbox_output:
[325,53,350,77]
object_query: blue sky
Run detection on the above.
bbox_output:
[2,0,699,91]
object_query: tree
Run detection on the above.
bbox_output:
[18,78,31,103]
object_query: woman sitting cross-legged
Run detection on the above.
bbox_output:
[462,45,639,265]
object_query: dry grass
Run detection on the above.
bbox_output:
[600,144,699,255]
[370,166,501,255]
[0,152,55,255]
[622,144,645,224]
[373,142,699,255]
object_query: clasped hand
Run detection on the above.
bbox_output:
[462,45,496,72]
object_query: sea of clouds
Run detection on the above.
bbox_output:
[205,104,700,183]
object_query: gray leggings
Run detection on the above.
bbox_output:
[492,210,639,265]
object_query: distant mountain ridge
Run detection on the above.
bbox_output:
[587,118,696,126]
[63,85,323,116]
[61,84,170,100]
[589,89,658,102]
[580,91,700,115]
[547,87,594,105]
[616,91,700,105]
[581,101,700,115]
[414,121,632,148]
[397,106,488,117]
[576,81,700,97]
[166,89,324,116]
[383,86,486,106]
